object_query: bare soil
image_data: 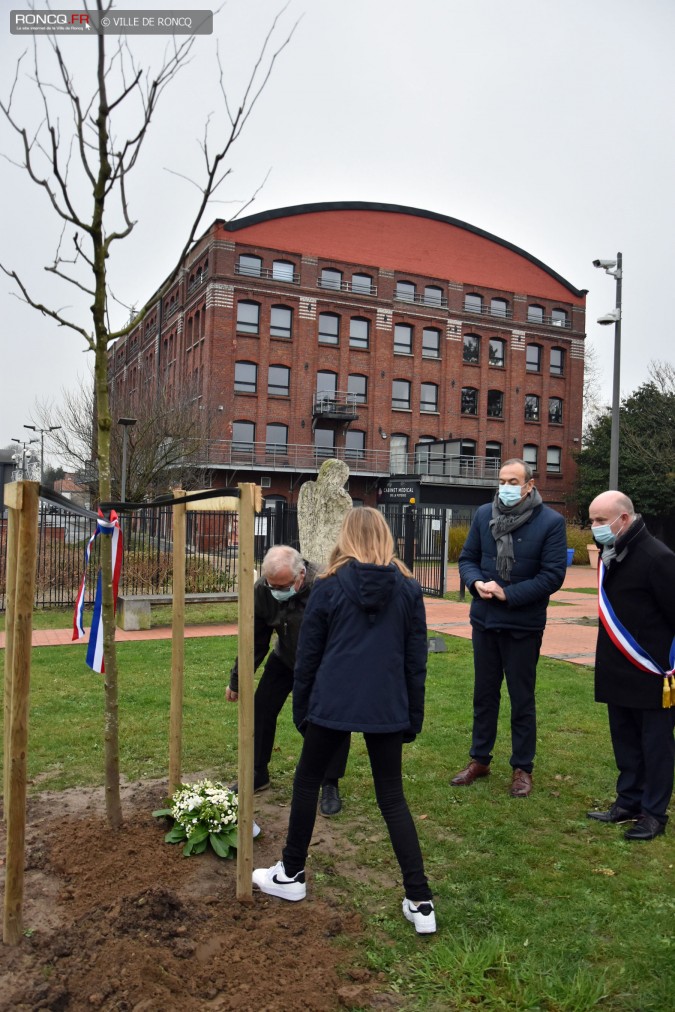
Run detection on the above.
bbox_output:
[0,779,399,1011]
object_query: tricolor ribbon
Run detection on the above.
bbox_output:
[598,559,675,706]
[72,510,123,673]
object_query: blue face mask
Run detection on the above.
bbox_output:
[592,516,621,545]
[498,485,523,507]
[270,586,297,602]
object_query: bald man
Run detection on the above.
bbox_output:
[587,491,675,841]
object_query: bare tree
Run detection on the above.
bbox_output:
[34,371,217,501]
[1,1,296,827]
[582,339,605,438]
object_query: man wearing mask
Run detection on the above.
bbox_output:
[586,491,675,840]
[227,545,349,815]
[452,459,567,797]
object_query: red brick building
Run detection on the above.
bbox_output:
[109,202,586,516]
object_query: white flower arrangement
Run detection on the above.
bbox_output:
[153,778,259,858]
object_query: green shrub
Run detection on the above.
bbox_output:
[565,524,596,565]
[448,524,470,562]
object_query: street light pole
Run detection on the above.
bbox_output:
[593,252,623,489]
[118,417,137,502]
[24,424,62,484]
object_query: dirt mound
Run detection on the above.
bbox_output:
[0,780,392,1011]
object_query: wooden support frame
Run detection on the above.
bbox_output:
[3,481,40,945]
[168,490,186,794]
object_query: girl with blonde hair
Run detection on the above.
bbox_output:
[253,508,435,933]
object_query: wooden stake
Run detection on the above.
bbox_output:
[3,481,39,945]
[2,483,22,814]
[236,483,256,902]
[168,490,186,795]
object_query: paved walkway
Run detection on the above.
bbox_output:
[0,565,599,667]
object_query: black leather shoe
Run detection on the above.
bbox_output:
[319,782,342,817]
[624,814,665,841]
[587,803,639,824]
[229,776,270,795]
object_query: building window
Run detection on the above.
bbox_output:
[490,297,508,318]
[461,386,478,415]
[527,304,544,324]
[486,441,501,470]
[550,347,565,376]
[463,334,480,363]
[345,429,366,459]
[523,443,538,471]
[547,446,562,473]
[489,337,505,367]
[422,327,441,358]
[394,323,413,354]
[524,394,540,422]
[316,370,337,396]
[238,254,261,277]
[232,420,255,452]
[420,383,438,412]
[487,389,504,418]
[318,312,340,345]
[464,293,483,314]
[266,423,288,454]
[551,308,568,327]
[526,343,542,372]
[549,397,563,424]
[273,260,295,282]
[234,361,257,393]
[396,280,416,303]
[352,273,372,294]
[390,434,408,473]
[236,301,260,335]
[268,364,290,397]
[320,268,342,290]
[392,379,411,410]
[314,427,335,457]
[270,305,292,339]
[424,285,444,307]
[348,373,367,404]
[350,317,370,350]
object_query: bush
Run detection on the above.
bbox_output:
[447,521,595,566]
[448,524,470,562]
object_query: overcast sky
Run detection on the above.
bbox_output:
[1,0,674,459]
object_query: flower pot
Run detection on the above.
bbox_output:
[566,548,575,567]
[587,544,600,570]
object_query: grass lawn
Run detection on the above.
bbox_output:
[2,634,673,1010]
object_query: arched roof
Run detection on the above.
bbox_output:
[219,201,586,303]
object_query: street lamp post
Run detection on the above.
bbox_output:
[118,417,137,502]
[593,253,623,489]
[24,424,62,484]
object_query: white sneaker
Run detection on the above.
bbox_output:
[252,860,306,902]
[402,898,436,934]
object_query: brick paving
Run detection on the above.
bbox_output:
[0,565,599,667]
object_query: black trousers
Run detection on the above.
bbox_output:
[254,653,350,784]
[469,626,543,773]
[607,703,675,824]
[282,722,432,901]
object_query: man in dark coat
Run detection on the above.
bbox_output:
[453,458,567,797]
[586,491,675,840]
[227,545,349,815]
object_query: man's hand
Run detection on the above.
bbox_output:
[474,580,506,601]
[226,687,239,702]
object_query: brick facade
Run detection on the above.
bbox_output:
[108,203,586,514]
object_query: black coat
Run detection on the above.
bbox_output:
[293,561,428,735]
[595,518,675,709]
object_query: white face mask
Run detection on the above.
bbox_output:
[592,515,622,545]
[498,485,523,507]
[270,586,297,602]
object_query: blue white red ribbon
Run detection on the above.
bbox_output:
[598,559,675,677]
[72,510,123,673]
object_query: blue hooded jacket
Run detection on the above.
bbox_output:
[293,560,428,734]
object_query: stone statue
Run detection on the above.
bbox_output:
[297,458,352,566]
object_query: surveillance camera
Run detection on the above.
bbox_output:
[597,310,621,325]
[593,259,617,269]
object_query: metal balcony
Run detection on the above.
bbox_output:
[312,390,359,423]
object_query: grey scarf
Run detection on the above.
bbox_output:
[489,488,542,581]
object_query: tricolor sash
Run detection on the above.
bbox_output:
[598,559,675,707]
[73,510,123,673]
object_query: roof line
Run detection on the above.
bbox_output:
[217,201,586,298]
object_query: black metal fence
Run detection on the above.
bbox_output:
[0,500,451,610]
